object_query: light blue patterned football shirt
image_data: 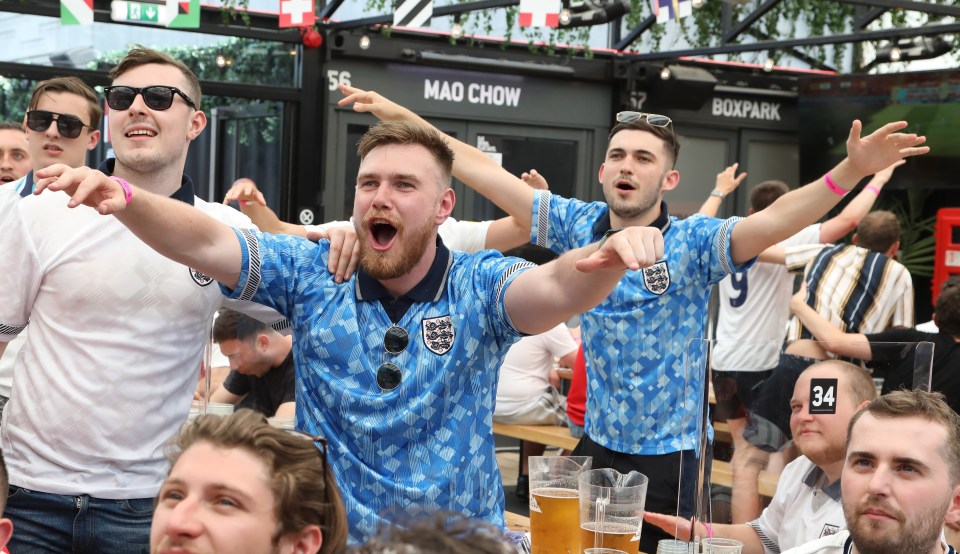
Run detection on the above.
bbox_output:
[531,190,752,455]
[222,230,532,543]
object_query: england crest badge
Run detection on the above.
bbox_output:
[642,261,670,295]
[422,315,455,355]
[189,267,214,287]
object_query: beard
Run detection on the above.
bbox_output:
[844,495,948,554]
[358,210,435,280]
[604,172,665,221]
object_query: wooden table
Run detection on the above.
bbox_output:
[505,511,530,533]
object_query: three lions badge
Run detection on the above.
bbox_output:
[189,268,214,287]
[643,261,670,295]
[422,315,454,355]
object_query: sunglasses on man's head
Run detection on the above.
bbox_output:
[103,85,197,111]
[377,325,409,392]
[25,110,93,139]
[615,111,673,128]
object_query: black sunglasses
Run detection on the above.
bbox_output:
[615,111,673,128]
[26,110,93,139]
[103,85,197,111]
[377,325,409,392]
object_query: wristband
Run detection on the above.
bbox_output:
[110,176,133,205]
[864,184,881,195]
[705,523,713,538]
[823,172,849,196]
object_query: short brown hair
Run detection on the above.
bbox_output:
[167,410,348,553]
[356,121,454,185]
[350,512,513,553]
[109,46,202,108]
[28,77,102,130]
[855,210,900,253]
[0,121,23,132]
[212,308,275,344]
[608,120,681,169]
[749,180,790,212]
[935,286,960,337]
[805,360,877,407]
[847,390,960,486]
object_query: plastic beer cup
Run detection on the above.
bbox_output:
[529,456,593,554]
[578,468,648,554]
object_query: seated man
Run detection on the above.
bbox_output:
[210,308,295,418]
[783,389,960,554]
[152,409,348,554]
[645,360,876,553]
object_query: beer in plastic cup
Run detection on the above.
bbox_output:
[529,456,592,554]
[578,468,648,554]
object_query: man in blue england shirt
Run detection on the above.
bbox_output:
[35,120,669,543]
[335,84,931,552]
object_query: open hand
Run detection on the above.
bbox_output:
[34,164,127,215]
[846,120,929,178]
[223,178,266,206]
[306,225,360,284]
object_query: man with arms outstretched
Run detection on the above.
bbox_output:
[35,120,667,544]
[334,83,928,552]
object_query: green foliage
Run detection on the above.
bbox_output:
[0,77,32,122]
[876,190,937,279]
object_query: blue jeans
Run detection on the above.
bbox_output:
[7,485,153,553]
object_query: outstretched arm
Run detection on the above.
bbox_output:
[338,84,536,228]
[730,120,927,265]
[818,160,903,243]
[790,285,872,359]
[505,227,663,334]
[35,165,243,289]
[642,512,764,554]
[698,163,747,217]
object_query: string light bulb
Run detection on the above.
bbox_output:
[450,17,463,39]
[359,34,371,50]
[559,8,571,25]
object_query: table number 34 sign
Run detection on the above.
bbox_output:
[809,378,838,415]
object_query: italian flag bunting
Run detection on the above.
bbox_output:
[61,0,94,25]
[167,0,201,28]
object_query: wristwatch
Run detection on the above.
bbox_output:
[710,189,726,198]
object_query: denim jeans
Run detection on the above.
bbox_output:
[7,485,153,553]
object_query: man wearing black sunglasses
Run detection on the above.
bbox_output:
[13,76,101,198]
[0,48,286,554]
[36,118,669,544]
[333,85,930,553]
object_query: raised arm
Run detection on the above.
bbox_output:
[730,120,927,265]
[790,285,872,359]
[698,163,746,217]
[818,160,902,243]
[224,178,307,237]
[35,165,243,289]
[504,226,663,334]
[338,84,535,228]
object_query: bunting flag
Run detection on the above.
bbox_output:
[279,0,316,27]
[167,0,200,28]
[652,0,691,23]
[518,0,561,27]
[61,0,94,25]
[393,0,432,27]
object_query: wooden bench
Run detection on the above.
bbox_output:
[492,422,580,451]
[710,459,779,498]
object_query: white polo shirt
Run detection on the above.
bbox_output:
[748,456,845,554]
[0,180,282,499]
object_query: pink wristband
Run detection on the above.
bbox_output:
[705,523,713,538]
[823,172,848,196]
[864,184,881,195]
[110,176,133,205]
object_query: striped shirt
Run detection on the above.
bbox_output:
[785,243,914,339]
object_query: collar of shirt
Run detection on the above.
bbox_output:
[97,158,195,206]
[592,200,673,239]
[355,236,453,323]
[803,462,842,501]
[18,169,33,197]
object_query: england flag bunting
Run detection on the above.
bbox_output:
[518,0,561,27]
[652,0,691,23]
[394,0,432,28]
[60,0,94,25]
[280,0,317,28]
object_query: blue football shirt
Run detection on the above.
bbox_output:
[222,229,532,542]
[531,190,752,454]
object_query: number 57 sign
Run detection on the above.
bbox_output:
[809,378,838,415]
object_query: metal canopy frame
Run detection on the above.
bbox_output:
[320,0,959,70]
